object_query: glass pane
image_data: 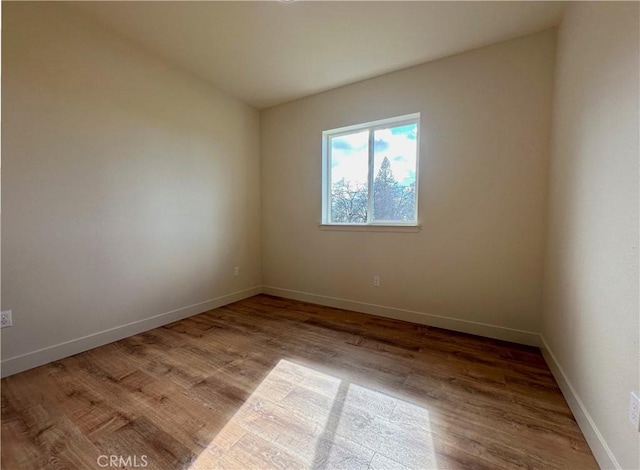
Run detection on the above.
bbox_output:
[372,123,417,222]
[330,130,369,223]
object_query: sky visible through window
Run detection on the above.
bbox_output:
[331,124,417,188]
[329,123,417,223]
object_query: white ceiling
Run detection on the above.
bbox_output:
[73,1,567,109]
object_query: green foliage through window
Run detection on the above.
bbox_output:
[323,115,419,224]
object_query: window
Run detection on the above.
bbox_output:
[322,113,419,226]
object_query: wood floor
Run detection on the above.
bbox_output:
[2,295,597,470]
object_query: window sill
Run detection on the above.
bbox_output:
[318,224,421,233]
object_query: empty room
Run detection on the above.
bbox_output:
[1,1,638,469]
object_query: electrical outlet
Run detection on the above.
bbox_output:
[234,267,240,277]
[373,275,380,287]
[1,310,13,328]
[630,392,640,431]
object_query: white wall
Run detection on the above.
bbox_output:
[541,3,640,469]
[261,30,556,344]
[1,2,262,375]
[3,2,639,465]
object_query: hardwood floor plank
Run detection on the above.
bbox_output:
[43,363,132,442]
[1,294,598,470]
[224,431,307,470]
[1,396,47,470]
[93,416,194,470]
[13,404,102,469]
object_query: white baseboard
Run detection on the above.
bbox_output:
[1,282,617,468]
[0,286,262,378]
[540,336,619,469]
[262,286,540,347]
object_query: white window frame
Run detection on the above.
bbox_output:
[321,113,420,227]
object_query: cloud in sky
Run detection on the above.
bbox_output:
[331,124,417,187]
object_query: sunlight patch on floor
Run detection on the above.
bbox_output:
[189,359,436,470]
